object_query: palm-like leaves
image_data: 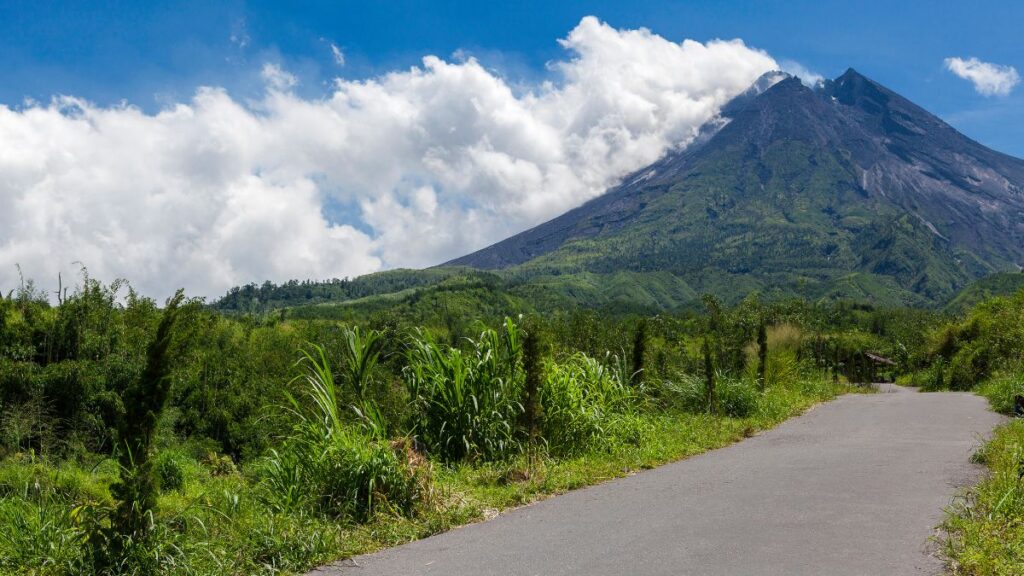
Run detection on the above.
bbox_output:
[403,324,524,462]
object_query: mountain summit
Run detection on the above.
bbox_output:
[446,69,1024,305]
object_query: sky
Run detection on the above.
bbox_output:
[1,0,1021,300]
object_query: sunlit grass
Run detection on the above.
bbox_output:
[942,418,1024,575]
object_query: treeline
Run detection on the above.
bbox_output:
[211,268,480,314]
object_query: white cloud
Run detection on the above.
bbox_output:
[945,56,1020,96]
[260,63,297,91]
[330,44,346,67]
[779,60,824,87]
[0,16,778,300]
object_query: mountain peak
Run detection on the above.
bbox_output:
[837,67,865,81]
[823,68,891,111]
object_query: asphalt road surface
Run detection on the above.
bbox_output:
[310,386,1002,576]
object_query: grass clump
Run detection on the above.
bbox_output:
[264,343,425,520]
[976,369,1024,415]
[942,419,1024,575]
[403,320,525,462]
[539,352,638,456]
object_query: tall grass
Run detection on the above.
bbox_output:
[976,367,1024,415]
[654,372,758,418]
[403,320,524,462]
[264,344,424,520]
[540,352,638,455]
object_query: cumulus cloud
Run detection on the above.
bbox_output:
[945,56,1020,96]
[0,16,778,300]
[260,63,297,91]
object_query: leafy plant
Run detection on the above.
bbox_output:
[93,289,188,572]
[270,345,422,520]
[154,452,184,493]
[403,320,524,462]
[540,353,636,455]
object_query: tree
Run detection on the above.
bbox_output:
[631,319,647,386]
[97,290,188,571]
[701,295,721,414]
[757,321,768,390]
[521,325,542,469]
[703,336,716,415]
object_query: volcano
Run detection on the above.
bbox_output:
[446,69,1024,305]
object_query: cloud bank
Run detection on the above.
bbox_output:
[0,16,779,300]
[945,56,1020,96]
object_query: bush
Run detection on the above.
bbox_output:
[155,452,185,492]
[540,353,636,455]
[928,290,1024,390]
[202,451,239,477]
[267,345,426,520]
[403,320,524,462]
[296,428,423,519]
[655,373,758,418]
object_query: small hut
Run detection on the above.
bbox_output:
[861,351,897,384]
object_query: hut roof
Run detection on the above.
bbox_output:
[864,352,897,366]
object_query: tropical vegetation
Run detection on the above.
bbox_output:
[1,268,1021,575]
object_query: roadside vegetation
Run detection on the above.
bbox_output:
[0,270,961,575]
[896,288,1024,575]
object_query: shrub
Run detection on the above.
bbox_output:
[928,290,1024,390]
[203,451,239,477]
[655,373,758,418]
[540,353,635,455]
[268,345,424,520]
[155,452,185,492]
[403,320,524,462]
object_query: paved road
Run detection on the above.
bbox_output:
[311,386,1002,576]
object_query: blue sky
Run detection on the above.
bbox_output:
[1,1,1022,299]
[2,0,1022,155]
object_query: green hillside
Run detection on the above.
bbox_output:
[944,272,1024,314]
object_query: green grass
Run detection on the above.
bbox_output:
[938,366,1024,575]
[942,419,1024,575]
[0,375,847,575]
